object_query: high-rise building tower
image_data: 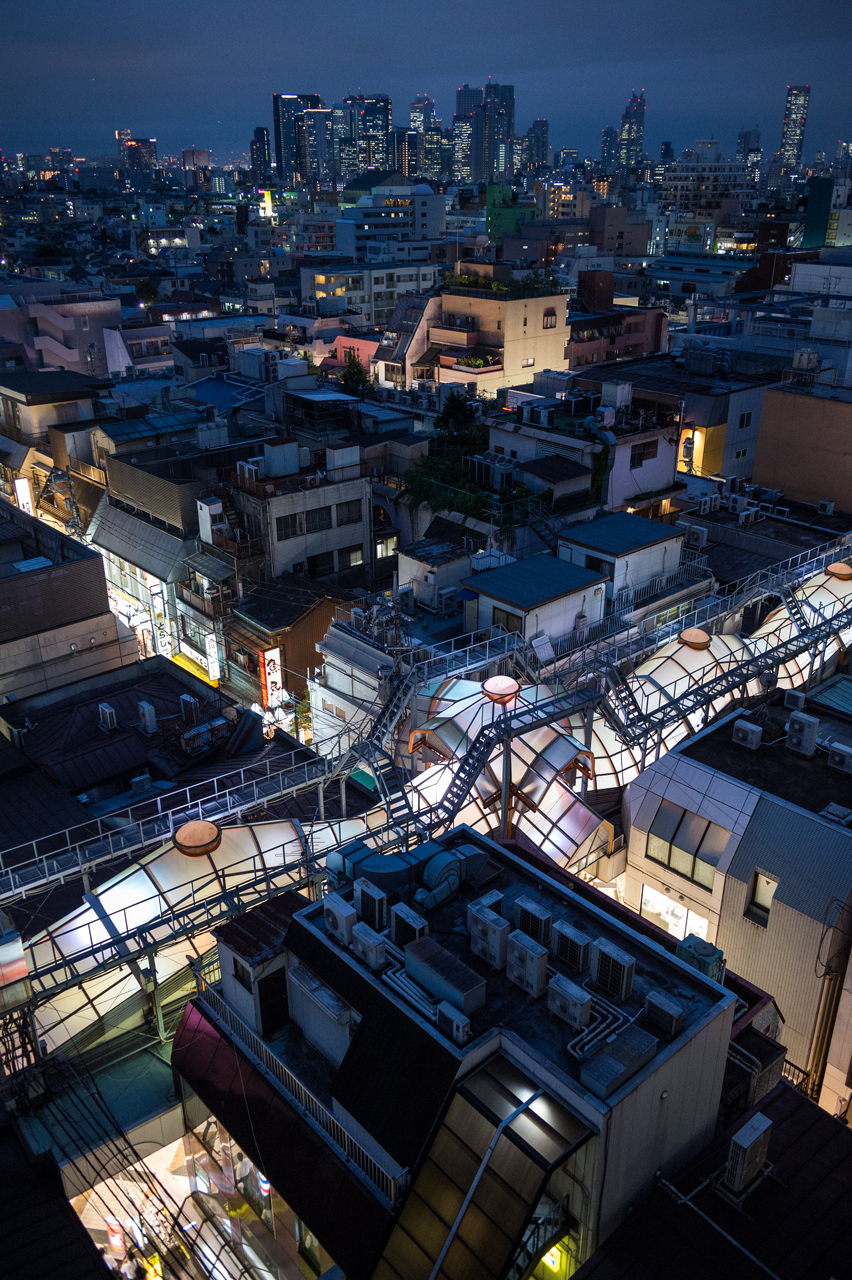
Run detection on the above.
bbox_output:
[617,91,645,167]
[362,93,392,169]
[483,82,514,178]
[456,84,483,116]
[250,127,271,176]
[526,119,549,169]
[410,95,435,134]
[302,110,333,182]
[780,86,809,168]
[736,126,761,167]
[391,127,419,178]
[125,138,157,170]
[115,129,131,166]
[272,94,304,184]
[601,126,619,168]
[660,140,673,163]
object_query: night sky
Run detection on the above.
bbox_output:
[4,0,851,162]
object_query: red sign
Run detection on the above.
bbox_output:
[105,1218,125,1254]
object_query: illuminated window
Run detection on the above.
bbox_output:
[646,800,724,891]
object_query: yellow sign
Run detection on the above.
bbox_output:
[145,1255,164,1279]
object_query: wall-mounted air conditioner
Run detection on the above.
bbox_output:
[323,892,357,946]
[724,1112,772,1194]
[687,525,708,549]
[506,930,549,998]
[438,587,458,616]
[547,973,591,1028]
[590,937,635,1002]
[551,921,591,971]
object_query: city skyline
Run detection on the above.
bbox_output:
[3,0,850,161]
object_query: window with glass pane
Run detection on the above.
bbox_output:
[751,873,777,914]
[647,799,683,863]
[276,512,303,540]
[338,544,363,569]
[306,550,334,577]
[336,498,362,526]
[305,505,332,533]
[670,811,709,877]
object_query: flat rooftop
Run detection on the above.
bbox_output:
[561,511,681,557]
[460,552,607,609]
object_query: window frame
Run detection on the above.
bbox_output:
[276,511,304,541]
[746,870,777,926]
[305,504,332,534]
[645,800,719,892]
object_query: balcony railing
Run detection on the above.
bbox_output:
[193,968,408,1208]
[211,530,265,558]
[177,583,231,617]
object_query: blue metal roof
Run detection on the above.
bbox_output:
[561,512,681,557]
[459,553,606,610]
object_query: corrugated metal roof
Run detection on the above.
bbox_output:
[184,550,234,582]
[726,795,852,921]
[806,675,852,723]
[88,501,192,582]
[459,552,606,609]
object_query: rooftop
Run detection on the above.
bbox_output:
[398,538,470,568]
[574,354,779,399]
[460,552,607,609]
[560,512,683,557]
[234,576,341,633]
[519,454,593,484]
[0,370,113,403]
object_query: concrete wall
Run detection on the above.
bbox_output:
[753,387,852,508]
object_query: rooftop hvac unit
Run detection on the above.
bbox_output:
[677,933,726,983]
[644,990,684,1038]
[733,718,762,750]
[353,878,388,932]
[436,999,471,1046]
[351,921,386,971]
[438,587,458,616]
[180,694,200,725]
[827,742,852,774]
[787,711,819,757]
[724,1112,772,1194]
[98,702,117,732]
[590,937,635,1002]
[323,892,357,946]
[710,494,721,512]
[687,525,708,549]
[551,920,591,972]
[738,508,757,527]
[506,930,549,998]
[467,890,503,932]
[784,690,806,713]
[469,905,510,969]
[138,700,157,735]
[818,500,835,516]
[698,497,711,516]
[516,896,552,948]
[130,773,152,795]
[547,973,591,1029]
[390,902,428,949]
[729,494,748,514]
[397,585,414,614]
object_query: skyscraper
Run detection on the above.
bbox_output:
[456,84,483,116]
[601,126,618,169]
[250,127,271,176]
[362,93,392,169]
[272,94,303,184]
[483,82,514,178]
[302,110,333,182]
[125,138,157,170]
[410,94,435,134]
[617,91,645,167]
[391,127,419,177]
[115,128,130,166]
[736,126,761,167]
[526,119,549,169]
[660,140,673,163]
[780,86,809,168]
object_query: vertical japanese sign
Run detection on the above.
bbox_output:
[204,632,220,681]
[14,477,34,516]
[261,647,284,708]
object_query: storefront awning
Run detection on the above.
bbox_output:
[183,550,235,583]
[171,650,218,687]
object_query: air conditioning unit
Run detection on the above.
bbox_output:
[181,694,200,725]
[710,494,721,512]
[438,586,458,616]
[467,890,503,932]
[724,1112,772,1194]
[323,892,357,946]
[351,921,386,970]
[506,930,549,998]
[390,902,428,948]
[516,896,552,947]
[729,494,748,514]
[397,585,414,614]
[469,904,510,969]
[644,990,684,1038]
[98,702,117,732]
[787,711,819,757]
[131,773,152,795]
[590,938,635,1002]
[354,878,388,932]
[138,700,157,735]
[437,999,471,1045]
[828,742,852,774]
[552,921,591,972]
[698,497,711,516]
[733,718,762,750]
[676,933,726,983]
[784,690,806,712]
[818,500,835,516]
[547,973,591,1029]
[738,508,757,527]
[687,525,708,549]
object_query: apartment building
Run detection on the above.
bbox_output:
[0,369,113,446]
[300,261,437,329]
[336,188,446,260]
[172,827,736,1279]
[0,285,122,377]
